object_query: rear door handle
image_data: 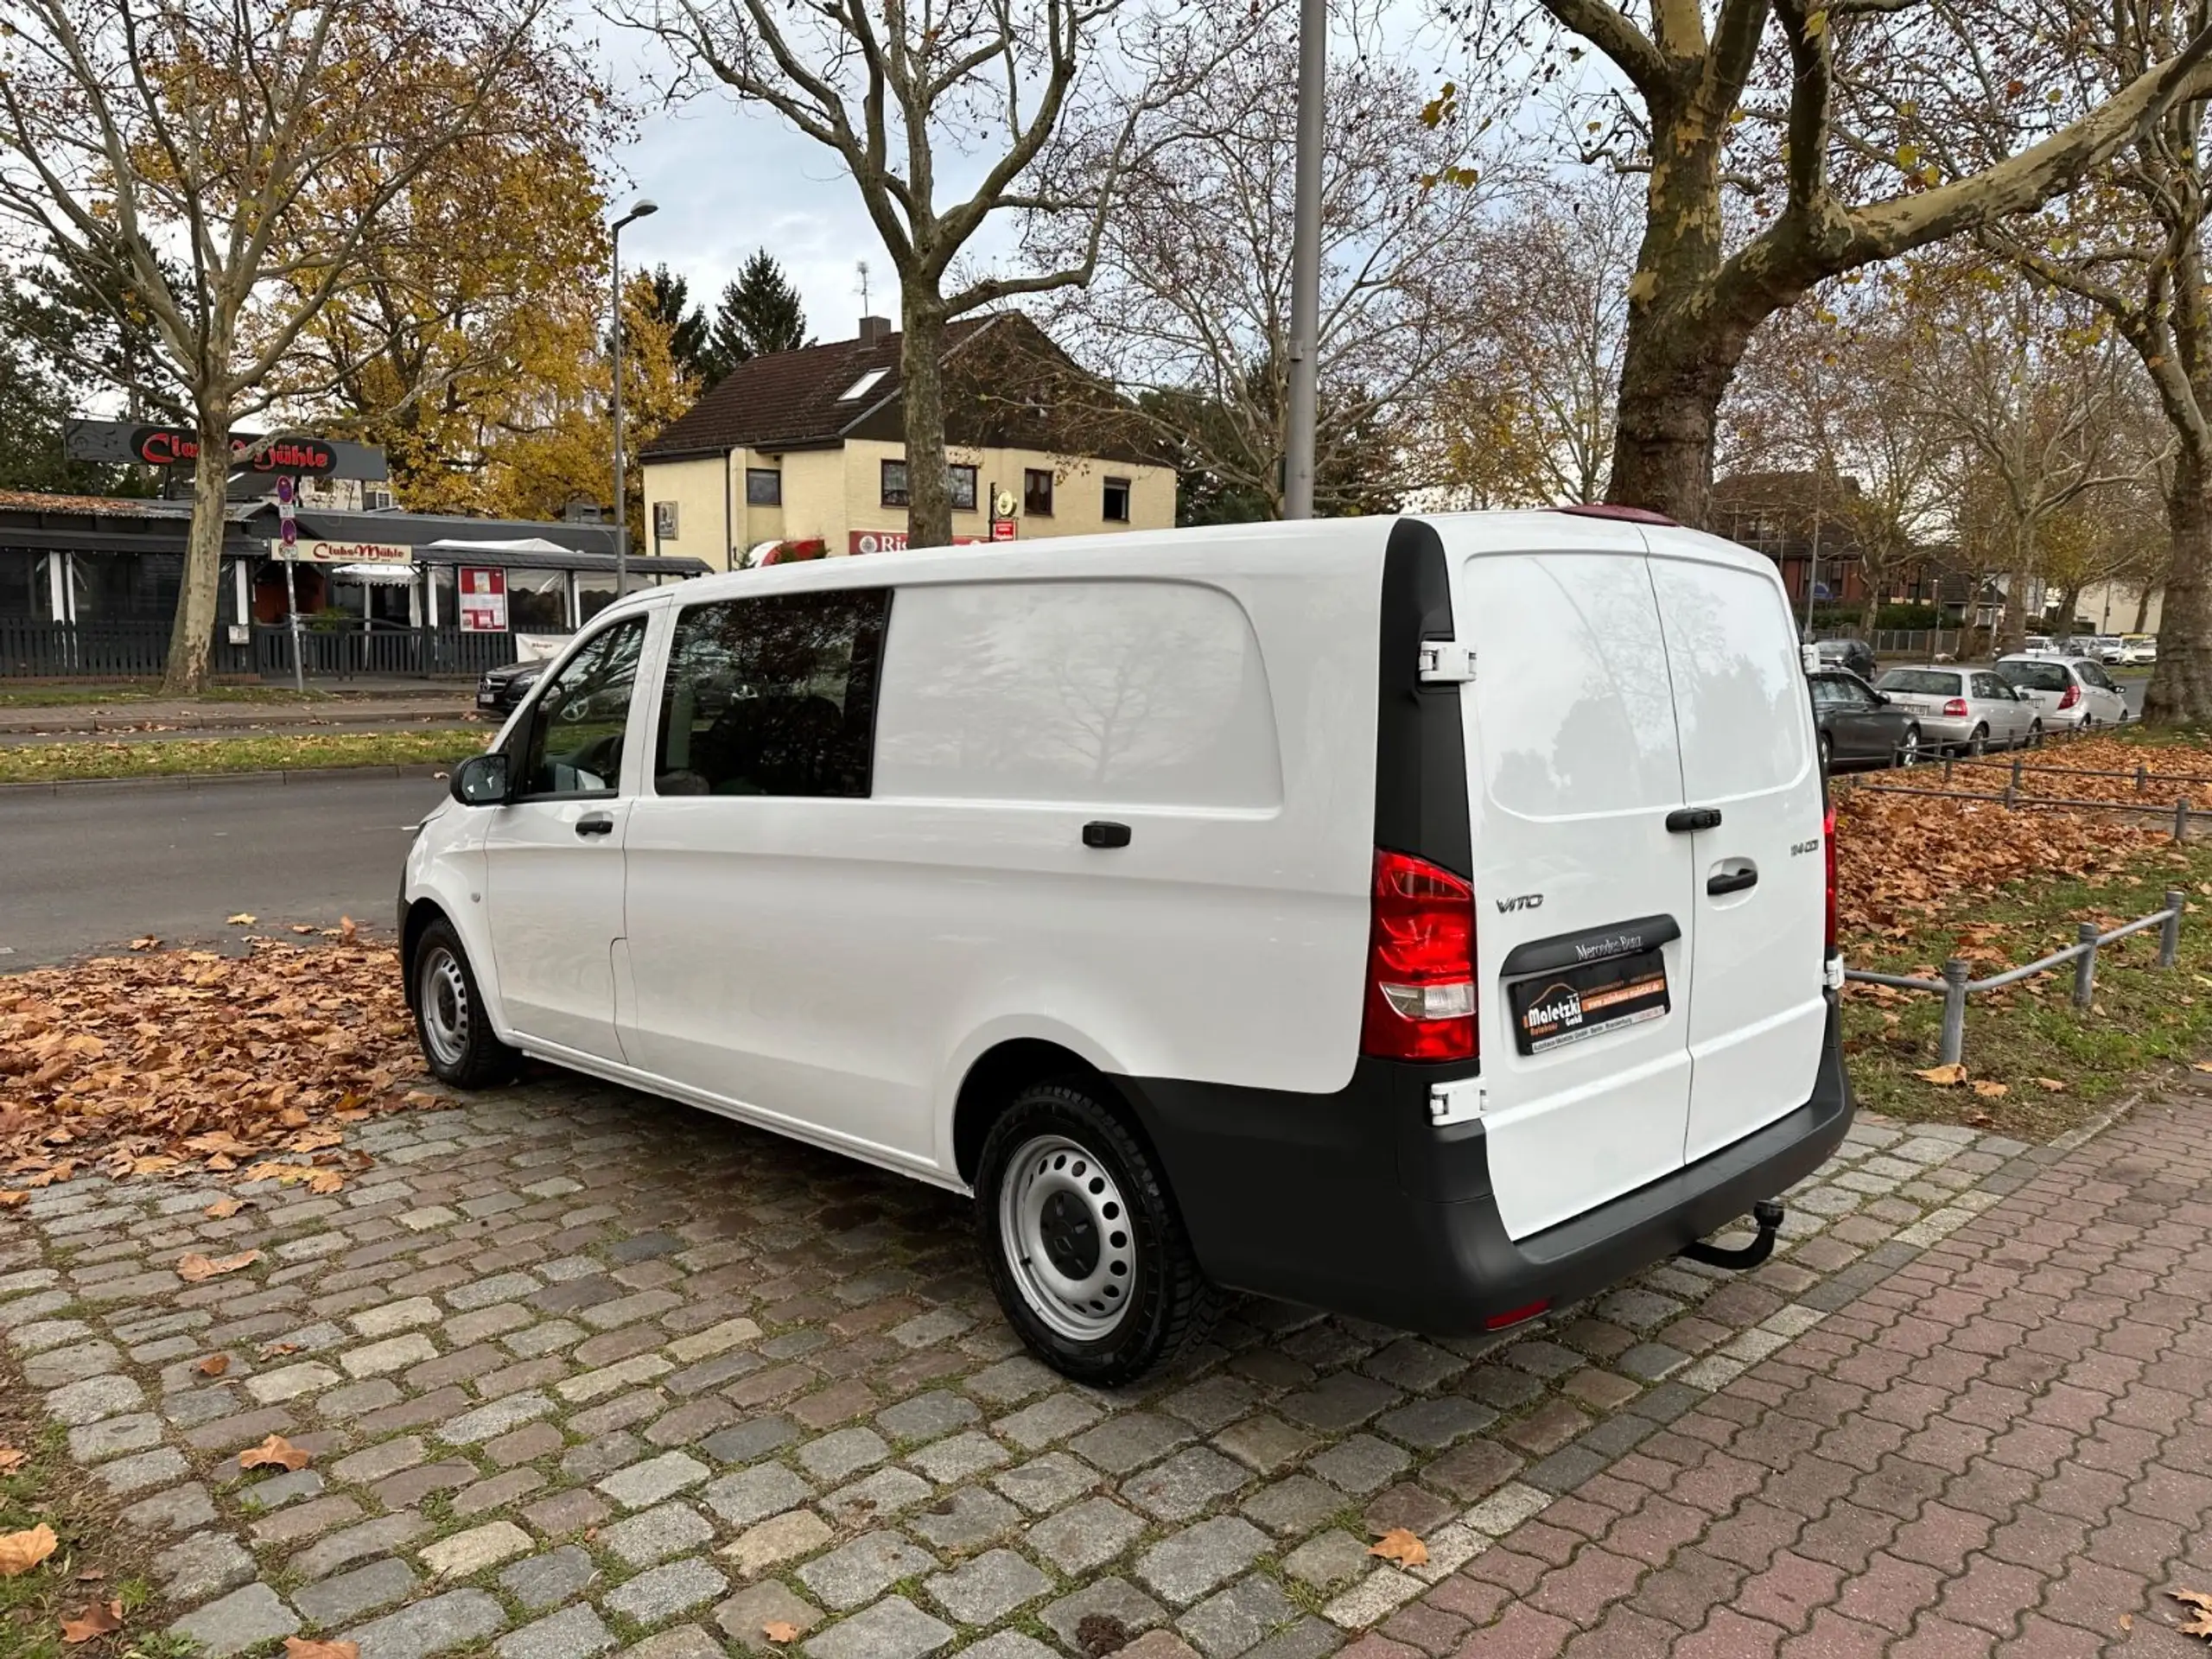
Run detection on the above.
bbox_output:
[1707,868,1758,896]
[1667,807,1722,833]
[575,814,615,838]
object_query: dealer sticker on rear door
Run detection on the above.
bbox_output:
[1509,948,1671,1055]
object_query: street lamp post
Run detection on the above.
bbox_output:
[1283,0,1324,519]
[611,198,659,604]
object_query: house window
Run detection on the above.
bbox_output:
[881,460,909,507]
[1024,467,1054,517]
[950,465,977,512]
[838,367,888,403]
[746,468,782,506]
[1103,477,1131,523]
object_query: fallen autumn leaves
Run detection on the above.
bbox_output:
[0,938,429,1198]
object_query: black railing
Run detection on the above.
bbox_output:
[0,618,246,679]
[251,625,518,680]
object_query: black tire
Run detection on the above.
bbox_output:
[410,916,520,1088]
[1897,726,1922,768]
[2028,721,2044,747]
[1966,725,1988,757]
[976,1081,1219,1385]
[1817,732,1833,772]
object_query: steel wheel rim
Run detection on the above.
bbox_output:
[1899,729,1919,768]
[420,945,470,1069]
[1968,728,1986,756]
[998,1135,1135,1341]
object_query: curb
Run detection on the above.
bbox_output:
[0,706,474,735]
[0,764,454,798]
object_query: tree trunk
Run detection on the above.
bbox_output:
[2134,584,2154,631]
[1607,303,1757,528]
[160,402,232,695]
[2056,584,2085,635]
[1997,524,2035,656]
[2145,452,2212,723]
[900,293,951,549]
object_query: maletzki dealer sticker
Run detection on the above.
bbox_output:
[1510,949,1671,1055]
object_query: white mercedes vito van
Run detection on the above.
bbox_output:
[400,511,1852,1383]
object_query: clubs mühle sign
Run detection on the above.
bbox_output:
[128,426,339,478]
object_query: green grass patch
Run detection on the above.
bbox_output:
[0,683,335,709]
[0,730,485,784]
[0,1397,169,1659]
[1842,837,2212,1139]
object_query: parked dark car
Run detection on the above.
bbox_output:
[1810,670,1921,770]
[477,657,550,715]
[1814,637,1878,682]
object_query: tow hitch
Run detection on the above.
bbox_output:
[1678,1200,1785,1271]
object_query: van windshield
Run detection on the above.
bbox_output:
[1878,669,1961,696]
[1997,662,2070,693]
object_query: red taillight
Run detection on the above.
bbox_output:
[1361,849,1478,1062]
[1823,802,1838,957]
[1485,1299,1550,1331]
[2058,683,2081,709]
[1942,697,1970,719]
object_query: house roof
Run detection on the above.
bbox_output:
[643,317,1000,460]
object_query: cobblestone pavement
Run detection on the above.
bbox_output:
[0,1070,2107,1659]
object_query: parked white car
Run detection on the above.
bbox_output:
[399,512,1853,1382]
[2120,633,2158,664]
[1873,664,2043,753]
[1995,653,2129,730]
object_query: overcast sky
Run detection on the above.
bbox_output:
[601,32,1020,348]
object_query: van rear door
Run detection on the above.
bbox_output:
[1452,524,1700,1240]
[1643,541,1828,1161]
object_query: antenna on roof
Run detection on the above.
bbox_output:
[856,259,871,315]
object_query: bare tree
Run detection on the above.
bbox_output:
[1459,0,2212,527]
[1432,170,1641,506]
[1910,269,2152,652]
[0,0,578,690]
[629,0,1270,547]
[1019,25,1504,518]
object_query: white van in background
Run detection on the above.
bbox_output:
[400,512,1853,1383]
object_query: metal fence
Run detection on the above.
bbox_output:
[0,619,260,679]
[251,626,517,681]
[1846,893,2185,1067]
[1810,625,1971,658]
[1846,736,2212,841]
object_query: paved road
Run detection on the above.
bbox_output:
[2125,673,2150,717]
[0,773,446,969]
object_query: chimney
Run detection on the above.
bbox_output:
[858,315,891,345]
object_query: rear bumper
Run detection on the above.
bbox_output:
[1113,992,1853,1335]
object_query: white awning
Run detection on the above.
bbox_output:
[423,537,574,556]
[331,563,417,585]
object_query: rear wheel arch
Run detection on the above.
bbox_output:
[953,1039,1119,1187]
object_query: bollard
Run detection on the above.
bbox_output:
[1943,753,1955,786]
[1939,957,1971,1066]
[2177,798,2191,843]
[2138,761,2150,795]
[2163,889,2185,968]
[2075,922,2101,1009]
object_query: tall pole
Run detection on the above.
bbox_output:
[1283,0,1325,519]
[610,199,658,602]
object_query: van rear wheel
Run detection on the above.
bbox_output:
[976,1082,1218,1385]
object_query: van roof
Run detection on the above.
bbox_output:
[646,511,1775,609]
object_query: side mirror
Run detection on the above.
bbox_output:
[451,751,513,806]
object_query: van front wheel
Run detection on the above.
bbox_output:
[976,1083,1218,1385]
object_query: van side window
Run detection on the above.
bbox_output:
[518,617,648,798]
[653,590,891,798]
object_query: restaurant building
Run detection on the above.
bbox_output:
[0,489,704,679]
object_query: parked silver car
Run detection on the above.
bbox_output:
[1873,664,2042,753]
[1995,653,2129,731]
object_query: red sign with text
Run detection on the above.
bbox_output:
[458,567,507,632]
[848,531,986,556]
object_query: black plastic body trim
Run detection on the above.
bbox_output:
[1082,821,1132,849]
[1374,518,1471,879]
[1666,807,1722,833]
[1499,914,1681,977]
[1109,993,1853,1335]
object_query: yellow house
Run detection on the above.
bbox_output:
[639,313,1175,569]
